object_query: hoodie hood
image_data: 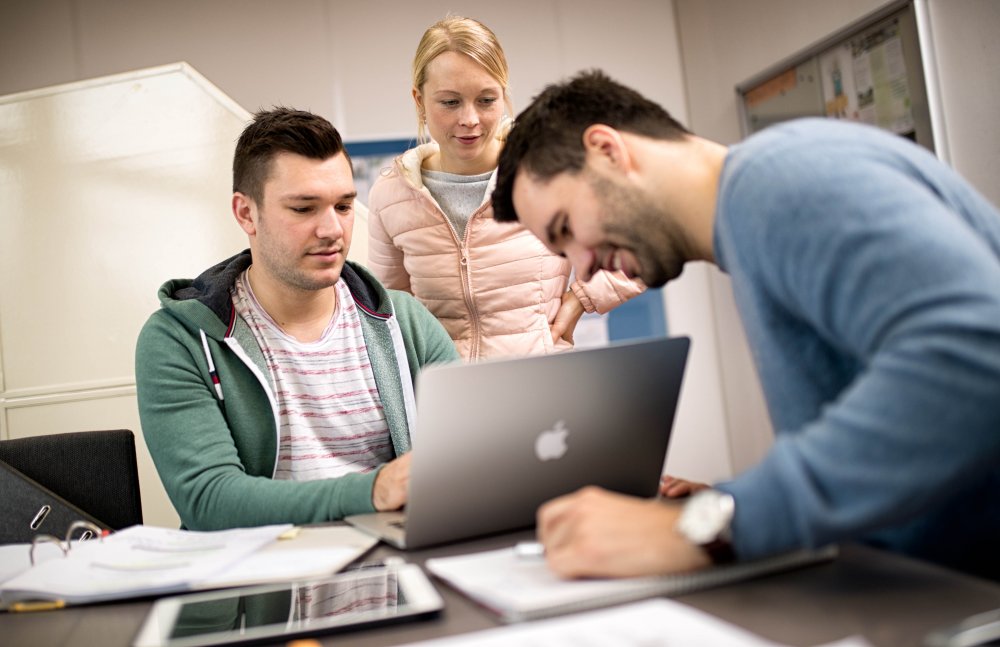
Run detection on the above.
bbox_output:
[157,249,392,339]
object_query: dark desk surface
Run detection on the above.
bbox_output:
[3,528,1000,647]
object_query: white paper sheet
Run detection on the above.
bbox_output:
[198,525,377,588]
[400,598,788,646]
[399,598,876,647]
[0,524,287,604]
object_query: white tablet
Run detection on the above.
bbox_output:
[132,563,443,647]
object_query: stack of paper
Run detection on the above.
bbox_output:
[426,544,838,623]
[0,524,377,607]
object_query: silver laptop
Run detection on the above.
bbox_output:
[345,335,690,550]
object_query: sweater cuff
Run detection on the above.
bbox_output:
[715,458,802,561]
[570,282,599,313]
[332,469,380,517]
[570,270,645,315]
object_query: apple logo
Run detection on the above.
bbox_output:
[535,420,569,461]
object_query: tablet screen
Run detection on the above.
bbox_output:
[133,564,443,647]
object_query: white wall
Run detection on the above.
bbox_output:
[0,64,251,528]
[920,0,1000,208]
[0,0,687,141]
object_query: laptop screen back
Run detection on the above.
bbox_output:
[402,336,690,549]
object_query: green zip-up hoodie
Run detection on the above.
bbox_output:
[135,250,458,530]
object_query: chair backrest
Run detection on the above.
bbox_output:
[0,430,143,543]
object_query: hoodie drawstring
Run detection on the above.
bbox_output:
[200,329,224,401]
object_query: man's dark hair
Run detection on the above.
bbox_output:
[233,107,351,204]
[493,70,690,222]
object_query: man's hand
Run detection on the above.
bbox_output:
[537,486,711,578]
[659,474,710,498]
[372,453,411,511]
[550,291,585,344]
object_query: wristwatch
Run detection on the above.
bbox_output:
[676,489,736,564]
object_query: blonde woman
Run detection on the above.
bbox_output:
[367,16,643,361]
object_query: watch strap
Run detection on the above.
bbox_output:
[702,537,735,564]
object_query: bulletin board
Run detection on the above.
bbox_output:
[736,0,935,152]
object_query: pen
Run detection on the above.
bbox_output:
[91,560,191,571]
[514,541,545,558]
[347,556,406,571]
[10,599,66,613]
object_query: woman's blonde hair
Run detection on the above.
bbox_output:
[412,16,513,143]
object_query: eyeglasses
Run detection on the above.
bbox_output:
[29,520,106,566]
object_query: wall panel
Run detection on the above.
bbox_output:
[0,64,251,527]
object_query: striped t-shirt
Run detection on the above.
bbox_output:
[232,271,393,481]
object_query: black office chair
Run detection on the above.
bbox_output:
[0,429,143,544]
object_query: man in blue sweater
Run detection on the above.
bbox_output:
[492,71,1000,580]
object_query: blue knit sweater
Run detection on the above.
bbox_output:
[713,119,1000,578]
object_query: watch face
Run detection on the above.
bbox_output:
[677,490,734,546]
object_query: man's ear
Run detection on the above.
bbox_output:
[232,192,257,235]
[582,124,632,174]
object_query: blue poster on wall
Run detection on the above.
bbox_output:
[607,287,667,342]
[345,138,413,205]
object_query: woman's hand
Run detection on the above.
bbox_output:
[550,291,585,344]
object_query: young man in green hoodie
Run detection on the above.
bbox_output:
[136,108,458,530]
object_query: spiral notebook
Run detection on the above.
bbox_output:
[425,543,839,623]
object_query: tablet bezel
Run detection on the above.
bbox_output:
[132,563,443,647]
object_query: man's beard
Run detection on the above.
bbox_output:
[586,173,690,288]
[256,218,344,292]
